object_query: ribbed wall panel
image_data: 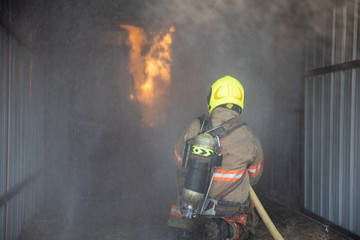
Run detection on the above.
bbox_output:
[0,22,7,239]
[0,22,45,240]
[304,0,360,235]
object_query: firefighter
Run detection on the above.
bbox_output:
[167,75,264,240]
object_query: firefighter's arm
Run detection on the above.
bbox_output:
[173,118,200,165]
[248,138,264,186]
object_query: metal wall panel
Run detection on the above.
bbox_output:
[0,24,8,240]
[304,0,360,235]
[0,21,45,240]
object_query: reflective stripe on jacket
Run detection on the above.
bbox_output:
[213,169,248,182]
[170,204,182,218]
[173,145,182,164]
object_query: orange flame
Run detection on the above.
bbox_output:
[121,25,175,127]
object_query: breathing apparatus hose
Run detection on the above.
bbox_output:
[249,185,284,240]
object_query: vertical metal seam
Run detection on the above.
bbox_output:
[320,75,325,217]
[338,70,345,226]
[8,0,13,235]
[17,45,22,237]
[311,77,316,211]
[332,7,337,65]
[329,5,337,222]
[304,25,310,209]
[311,26,318,212]
[354,68,360,233]
[320,17,327,217]
[3,30,10,240]
[337,2,348,227]
[349,0,358,230]
[10,35,15,240]
[349,70,356,229]
[304,77,309,209]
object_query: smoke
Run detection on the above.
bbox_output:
[141,0,312,208]
[140,0,280,128]
[9,0,340,239]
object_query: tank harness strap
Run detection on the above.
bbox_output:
[206,117,247,138]
[215,198,250,216]
[197,114,213,134]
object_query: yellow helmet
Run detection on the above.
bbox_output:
[207,75,245,115]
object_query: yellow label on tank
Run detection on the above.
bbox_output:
[192,145,214,156]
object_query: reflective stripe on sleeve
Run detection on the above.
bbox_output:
[170,204,182,218]
[173,145,182,164]
[213,169,248,182]
[248,156,264,176]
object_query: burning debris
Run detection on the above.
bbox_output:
[121,24,175,127]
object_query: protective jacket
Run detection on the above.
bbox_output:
[168,107,264,234]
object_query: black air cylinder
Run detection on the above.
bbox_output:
[184,159,209,194]
[181,133,216,210]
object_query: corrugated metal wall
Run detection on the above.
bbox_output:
[0,20,45,240]
[304,0,360,235]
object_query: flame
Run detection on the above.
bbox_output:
[121,25,175,127]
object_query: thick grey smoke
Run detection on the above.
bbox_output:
[143,0,286,138]
[11,0,336,239]
[141,0,309,207]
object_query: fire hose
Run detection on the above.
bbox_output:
[249,185,284,240]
